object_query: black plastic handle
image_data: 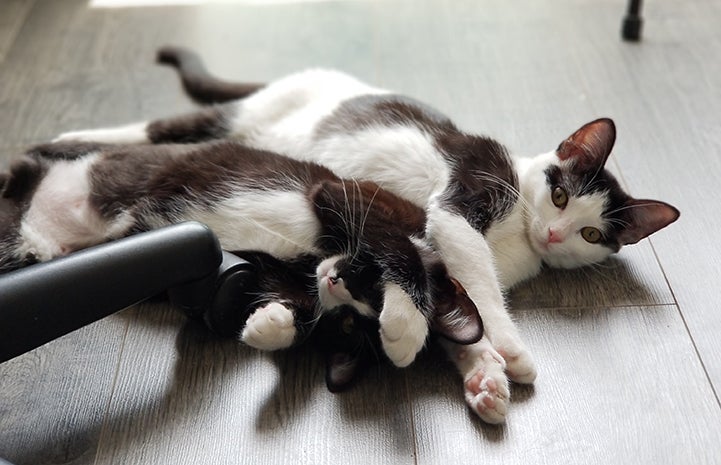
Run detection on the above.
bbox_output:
[0,222,222,363]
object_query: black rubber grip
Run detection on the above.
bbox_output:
[0,222,222,363]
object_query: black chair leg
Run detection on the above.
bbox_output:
[622,0,644,41]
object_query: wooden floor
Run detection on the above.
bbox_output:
[1,0,720,463]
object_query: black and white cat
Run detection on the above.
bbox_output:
[53,47,680,423]
[0,140,482,374]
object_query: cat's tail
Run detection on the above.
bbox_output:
[157,46,265,105]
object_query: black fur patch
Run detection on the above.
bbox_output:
[316,94,519,233]
[147,105,236,143]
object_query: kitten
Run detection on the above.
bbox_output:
[54,47,680,423]
[0,140,482,370]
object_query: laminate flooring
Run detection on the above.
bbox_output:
[1,1,720,464]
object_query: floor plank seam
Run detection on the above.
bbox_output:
[646,238,721,410]
[404,372,421,465]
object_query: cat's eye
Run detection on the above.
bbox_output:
[552,186,569,209]
[341,315,354,334]
[581,227,602,244]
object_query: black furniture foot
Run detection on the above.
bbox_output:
[622,0,643,41]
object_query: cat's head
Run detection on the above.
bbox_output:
[521,118,679,269]
[314,251,483,392]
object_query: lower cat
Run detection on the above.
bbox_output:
[0,140,482,372]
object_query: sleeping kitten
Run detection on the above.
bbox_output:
[230,249,478,392]
[54,47,680,423]
[0,140,482,370]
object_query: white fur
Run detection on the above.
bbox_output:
[241,302,297,350]
[316,255,376,318]
[378,282,429,368]
[55,121,150,144]
[18,155,134,261]
[180,190,322,258]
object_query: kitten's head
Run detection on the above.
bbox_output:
[522,118,679,269]
[314,251,483,392]
[312,304,382,393]
[316,253,383,318]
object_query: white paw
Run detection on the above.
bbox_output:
[53,122,148,144]
[240,302,297,351]
[494,337,538,384]
[463,349,510,424]
[379,284,429,367]
[53,130,97,143]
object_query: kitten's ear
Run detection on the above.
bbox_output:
[432,277,483,344]
[325,352,362,393]
[617,198,680,245]
[557,118,616,169]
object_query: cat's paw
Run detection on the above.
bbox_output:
[53,129,103,143]
[464,349,510,424]
[53,122,148,144]
[379,284,429,367]
[240,302,297,351]
[493,337,537,384]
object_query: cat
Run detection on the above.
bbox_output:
[0,140,483,375]
[230,249,478,392]
[53,46,681,423]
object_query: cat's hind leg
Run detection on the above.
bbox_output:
[240,301,298,351]
[54,105,237,145]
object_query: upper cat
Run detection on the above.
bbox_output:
[53,46,680,423]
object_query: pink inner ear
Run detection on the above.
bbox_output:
[557,118,616,168]
[618,199,680,245]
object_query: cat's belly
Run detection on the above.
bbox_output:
[178,190,322,259]
[18,155,133,261]
[306,126,450,206]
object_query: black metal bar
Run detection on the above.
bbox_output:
[0,222,222,363]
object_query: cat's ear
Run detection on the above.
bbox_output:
[325,352,362,393]
[557,118,616,169]
[432,277,483,344]
[617,198,680,245]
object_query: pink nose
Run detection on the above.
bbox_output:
[548,228,564,244]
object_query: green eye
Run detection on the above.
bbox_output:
[552,186,569,208]
[581,227,602,244]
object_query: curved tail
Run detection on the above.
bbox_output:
[157,46,265,105]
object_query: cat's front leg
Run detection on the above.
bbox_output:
[240,301,298,350]
[378,283,429,367]
[426,205,537,422]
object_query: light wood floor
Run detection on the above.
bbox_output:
[1,0,720,464]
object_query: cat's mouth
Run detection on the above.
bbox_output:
[528,219,552,255]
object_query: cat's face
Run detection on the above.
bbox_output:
[314,251,483,392]
[521,119,679,269]
[316,253,383,317]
